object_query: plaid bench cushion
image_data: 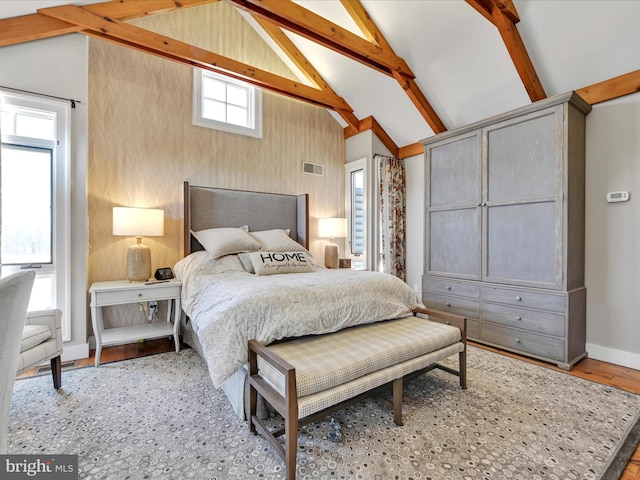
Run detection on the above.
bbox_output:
[257,315,462,400]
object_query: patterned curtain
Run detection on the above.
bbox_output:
[376,154,406,281]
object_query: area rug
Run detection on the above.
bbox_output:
[8,346,640,480]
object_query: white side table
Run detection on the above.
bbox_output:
[89,279,182,367]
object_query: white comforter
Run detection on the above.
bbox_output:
[175,252,422,388]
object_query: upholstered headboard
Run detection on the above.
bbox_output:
[183,182,309,256]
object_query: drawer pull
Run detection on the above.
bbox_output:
[515,296,522,301]
[515,338,521,343]
[446,286,451,290]
[516,315,522,321]
[446,302,451,307]
[138,293,142,297]
[446,321,451,325]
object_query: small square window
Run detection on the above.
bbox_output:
[193,69,262,138]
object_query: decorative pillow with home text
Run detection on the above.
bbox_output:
[248,251,313,275]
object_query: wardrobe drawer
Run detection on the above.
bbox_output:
[423,277,480,299]
[482,323,564,362]
[423,293,479,319]
[481,286,565,313]
[481,303,565,337]
[466,318,481,340]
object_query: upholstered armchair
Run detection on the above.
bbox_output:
[16,309,63,390]
[0,270,35,454]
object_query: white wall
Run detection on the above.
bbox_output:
[584,92,640,368]
[0,34,90,360]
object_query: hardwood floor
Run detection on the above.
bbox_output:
[17,338,640,479]
[15,337,182,378]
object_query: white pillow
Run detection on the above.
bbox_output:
[248,251,313,275]
[192,227,261,259]
[249,229,308,252]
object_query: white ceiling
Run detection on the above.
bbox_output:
[3,0,640,148]
[281,0,640,146]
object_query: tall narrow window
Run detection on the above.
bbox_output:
[2,145,53,266]
[345,160,367,270]
[1,92,71,340]
[193,69,262,138]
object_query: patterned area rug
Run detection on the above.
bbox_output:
[8,346,640,480]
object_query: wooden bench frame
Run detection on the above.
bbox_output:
[248,306,467,480]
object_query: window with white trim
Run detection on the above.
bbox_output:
[193,69,262,138]
[1,92,71,341]
[345,159,367,270]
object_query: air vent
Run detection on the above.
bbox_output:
[303,162,324,176]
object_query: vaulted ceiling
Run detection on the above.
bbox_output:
[2,0,640,158]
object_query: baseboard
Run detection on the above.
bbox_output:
[586,342,640,370]
[61,342,90,362]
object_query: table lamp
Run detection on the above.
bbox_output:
[113,207,164,282]
[318,217,347,269]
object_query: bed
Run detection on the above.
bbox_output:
[176,182,426,418]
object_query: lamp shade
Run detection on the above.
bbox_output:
[113,207,164,237]
[317,217,347,239]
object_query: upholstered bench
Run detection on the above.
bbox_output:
[248,306,467,480]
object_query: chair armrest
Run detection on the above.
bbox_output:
[248,339,297,418]
[25,309,63,349]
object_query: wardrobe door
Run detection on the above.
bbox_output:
[425,132,482,280]
[482,107,563,289]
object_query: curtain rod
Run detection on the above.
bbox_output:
[0,85,80,109]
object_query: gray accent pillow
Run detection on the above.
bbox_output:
[238,253,255,274]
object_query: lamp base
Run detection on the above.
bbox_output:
[127,240,151,282]
[324,242,339,269]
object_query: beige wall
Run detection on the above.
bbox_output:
[88,3,345,295]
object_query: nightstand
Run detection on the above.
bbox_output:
[89,279,182,367]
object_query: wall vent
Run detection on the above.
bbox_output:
[303,162,324,176]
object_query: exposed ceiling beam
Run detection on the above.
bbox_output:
[37,4,353,113]
[465,0,519,24]
[339,0,391,49]
[252,16,361,135]
[0,0,220,47]
[341,0,446,134]
[490,6,546,101]
[576,69,640,105]
[392,70,447,134]
[398,142,424,160]
[345,116,398,157]
[223,0,413,78]
[466,0,546,102]
[466,0,493,23]
[490,0,520,23]
[253,17,327,90]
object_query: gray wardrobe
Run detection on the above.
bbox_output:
[421,92,591,369]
